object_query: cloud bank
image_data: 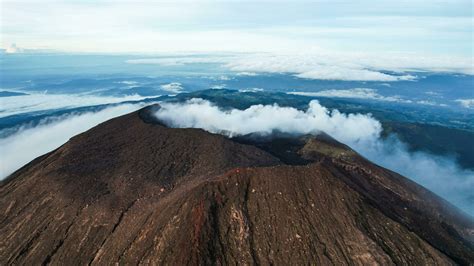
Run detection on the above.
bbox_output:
[0,93,147,118]
[289,88,410,103]
[0,103,146,178]
[128,52,473,82]
[225,53,473,77]
[155,99,474,215]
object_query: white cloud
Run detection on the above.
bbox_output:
[156,98,382,143]
[239,88,265,93]
[0,103,147,178]
[455,99,474,109]
[0,93,148,118]
[116,80,139,86]
[3,1,472,59]
[291,89,448,106]
[160,82,183,93]
[236,72,258,76]
[5,43,24,54]
[210,84,227,90]
[289,88,410,103]
[416,100,446,107]
[154,99,474,214]
[224,53,472,80]
[295,66,416,81]
[127,51,472,81]
[126,56,232,66]
[355,136,474,215]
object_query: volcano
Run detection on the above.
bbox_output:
[0,105,473,265]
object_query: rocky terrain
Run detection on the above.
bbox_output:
[0,105,473,265]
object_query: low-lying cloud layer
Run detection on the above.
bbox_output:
[127,52,473,81]
[289,88,409,103]
[0,93,147,118]
[225,52,473,77]
[0,103,146,178]
[155,99,474,215]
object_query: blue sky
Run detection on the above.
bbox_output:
[1,0,472,57]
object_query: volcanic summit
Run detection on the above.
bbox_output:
[0,105,473,265]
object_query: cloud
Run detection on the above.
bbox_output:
[155,99,474,215]
[455,99,474,109]
[224,54,417,81]
[126,56,231,66]
[290,89,448,106]
[354,136,474,215]
[127,51,472,81]
[155,98,381,142]
[224,52,472,79]
[5,43,24,54]
[0,103,147,178]
[239,88,265,93]
[236,72,258,76]
[0,93,148,118]
[3,1,472,60]
[210,84,227,90]
[160,82,184,93]
[416,100,446,107]
[289,88,410,103]
[295,66,415,81]
[116,80,140,87]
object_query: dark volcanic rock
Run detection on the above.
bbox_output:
[0,105,473,265]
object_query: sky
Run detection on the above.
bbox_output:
[1,0,473,58]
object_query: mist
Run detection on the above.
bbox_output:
[0,103,146,178]
[155,99,474,215]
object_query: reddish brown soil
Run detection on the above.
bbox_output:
[0,105,473,265]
